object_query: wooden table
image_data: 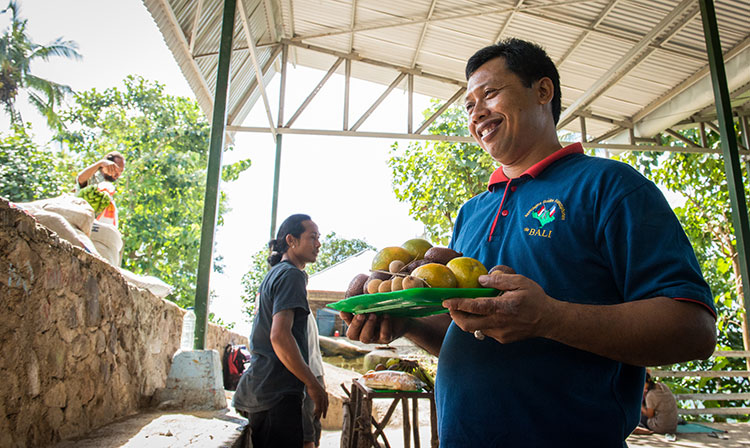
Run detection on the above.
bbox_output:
[342,378,438,448]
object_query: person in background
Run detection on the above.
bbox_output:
[641,371,679,434]
[233,213,328,448]
[76,151,126,225]
[303,313,325,448]
[76,151,126,188]
[341,38,716,447]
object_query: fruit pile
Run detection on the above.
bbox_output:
[77,185,112,215]
[345,238,506,298]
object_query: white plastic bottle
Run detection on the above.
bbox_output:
[180,307,196,350]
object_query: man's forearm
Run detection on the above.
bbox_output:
[77,161,102,187]
[272,332,319,388]
[404,314,452,357]
[544,297,716,366]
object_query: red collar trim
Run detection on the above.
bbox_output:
[487,143,584,191]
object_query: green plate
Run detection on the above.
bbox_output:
[327,288,499,317]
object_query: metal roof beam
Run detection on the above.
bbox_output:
[263,0,278,43]
[224,125,750,155]
[150,0,215,117]
[625,36,750,138]
[558,0,699,128]
[348,0,358,52]
[664,127,701,147]
[556,0,622,66]
[576,110,632,130]
[289,0,593,42]
[632,37,750,124]
[411,0,438,68]
[705,121,749,151]
[350,72,407,132]
[188,0,204,55]
[278,44,288,127]
[408,73,414,133]
[592,126,626,143]
[415,88,465,134]
[285,57,344,128]
[344,58,351,130]
[284,1,702,65]
[692,81,750,118]
[238,0,277,139]
[283,39,466,89]
[227,44,281,125]
[491,0,524,44]
[524,9,706,64]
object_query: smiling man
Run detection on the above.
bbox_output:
[342,38,716,447]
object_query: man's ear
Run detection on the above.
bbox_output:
[285,233,297,247]
[536,77,554,106]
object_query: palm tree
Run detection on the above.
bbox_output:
[0,0,81,129]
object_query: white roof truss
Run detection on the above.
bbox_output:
[142,0,750,154]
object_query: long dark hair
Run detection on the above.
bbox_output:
[267,213,311,266]
[645,372,656,391]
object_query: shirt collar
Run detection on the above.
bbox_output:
[487,142,584,191]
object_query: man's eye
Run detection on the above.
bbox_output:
[465,104,474,112]
[484,89,496,97]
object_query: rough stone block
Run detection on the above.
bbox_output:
[43,264,62,290]
[43,381,67,408]
[27,350,40,397]
[94,329,106,354]
[80,376,95,404]
[85,276,101,327]
[154,350,226,410]
[2,370,22,414]
[46,345,66,379]
[46,406,64,428]
[71,333,91,359]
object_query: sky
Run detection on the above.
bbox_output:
[7,0,437,335]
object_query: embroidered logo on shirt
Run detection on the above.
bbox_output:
[524,199,566,239]
[532,204,556,227]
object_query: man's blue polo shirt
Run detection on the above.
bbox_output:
[436,143,714,447]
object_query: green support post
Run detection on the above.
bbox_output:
[699,0,750,319]
[270,134,282,240]
[269,46,288,240]
[193,0,237,350]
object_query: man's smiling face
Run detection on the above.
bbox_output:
[464,57,549,166]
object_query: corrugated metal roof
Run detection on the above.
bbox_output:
[143,0,750,141]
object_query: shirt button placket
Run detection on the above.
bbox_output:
[502,183,515,217]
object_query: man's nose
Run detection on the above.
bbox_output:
[470,100,488,124]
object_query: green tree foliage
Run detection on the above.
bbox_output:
[615,124,749,420]
[240,232,374,318]
[389,100,496,244]
[56,76,251,307]
[0,0,81,128]
[0,123,76,201]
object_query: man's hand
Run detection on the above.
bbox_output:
[99,158,123,179]
[308,381,329,419]
[442,270,557,343]
[444,269,716,365]
[339,312,409,344]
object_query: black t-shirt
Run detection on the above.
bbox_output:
[233,260,310,413]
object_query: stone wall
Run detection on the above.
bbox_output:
[0,199,247,448]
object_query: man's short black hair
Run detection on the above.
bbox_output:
[465,38,561,124]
